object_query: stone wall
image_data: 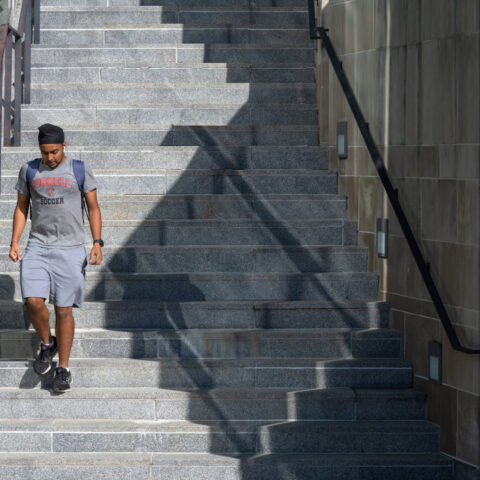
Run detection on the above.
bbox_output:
[317,0,480,474]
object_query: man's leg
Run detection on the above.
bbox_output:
[54,306,74,369]
[26,297,58,376]
[25,297,51,344]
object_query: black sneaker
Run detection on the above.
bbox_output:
[52,367,72,393]
[33,336,58,375]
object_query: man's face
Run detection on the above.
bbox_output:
[40,143,66,169]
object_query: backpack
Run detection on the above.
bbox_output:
[25,158,88,222]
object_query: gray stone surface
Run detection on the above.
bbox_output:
[20,126,320,147]
[1,145,327,170]
[0,396,156,420]
[0,217,355,247]
[41,0,308,6]
[0,299,389,330]
[258,420,440,454]
[0,270,379,302]
[28,83,317,106]
[31,65,315,85]
[39,27,311,46]
[0,326,399,360]
[39,9,309,27]
[355,389,426,420]
[0,358,412,389]
[0,466,150,480]
[3,168,335,194]
[0,433,51,453]
[0,453,454,480]
[0,192,344,221]
[70,245,368,273]
[32,47,177,67]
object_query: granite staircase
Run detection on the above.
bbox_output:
[0,0,453,478]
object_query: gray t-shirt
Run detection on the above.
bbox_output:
[15,157,97,247]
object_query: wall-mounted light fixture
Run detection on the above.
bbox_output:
[336,121,348,159]
[428,340,442,384]
[376,218,389,258]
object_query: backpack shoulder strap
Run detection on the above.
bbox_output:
[26,158,42,193]
[72,159,88,223]
[72,159,85,193]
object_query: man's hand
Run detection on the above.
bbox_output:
[89,244,103,265]
[9,242,21,262]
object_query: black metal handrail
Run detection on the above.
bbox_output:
[308,0,480,354]
[0,0,40,177]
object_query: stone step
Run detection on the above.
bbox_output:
[2,168,334,195]
[31,46,313,67]
[20,125,319,147]
[0,245,368,273]
[31,64,316,84]
[29,82,316,105]
[0,358,412,389]
[22,105,318,129]
[1,218,355,248]
[0,193,346,221]
[258,420,440,454]
[0,271,378,302]
[0,452,454,480]
[0,387,425,421]
[39,8,309,27]
[41,0,308,7]
[0,299,390,330]
[0,418,437,454]
[0,327,401,360]
[0,146,328,171]
[39,25,311,46]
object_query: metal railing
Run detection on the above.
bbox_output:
[308,0,480,354]
[0,0,40,159]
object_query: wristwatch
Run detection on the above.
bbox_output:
[93,239,104,247]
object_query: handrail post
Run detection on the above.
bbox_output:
[33,0,40,44]
[3,29,13,147]
[308,0,320,39]
[14,32,23,145]
[23,1,33,104]
[0,25,8,195]
[0,0,37,192]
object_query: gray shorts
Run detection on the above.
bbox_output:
[20,245,87,308]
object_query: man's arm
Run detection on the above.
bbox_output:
[85,189,102,265]
[9,192,30,262]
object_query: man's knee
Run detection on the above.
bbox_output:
[54,306,73,321]
[25,297,46,312]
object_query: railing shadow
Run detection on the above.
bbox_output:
[93,2,381,477]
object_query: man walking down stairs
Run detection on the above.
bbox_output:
[0,0,453,478]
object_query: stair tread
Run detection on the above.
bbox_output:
[0,386,419,399]
[0,218,352,226]
[0,418,436,431]
[0,244,366,251]
[2,168,331,175]
[41,6,308,12]
[23,103,319,109]
[40,24,310,29]
[33,44,313,50]
[29,62,316,68]
[0,327,400,337]
[0,451,453,466]
[2,271,376,279]
[0,357,411,367]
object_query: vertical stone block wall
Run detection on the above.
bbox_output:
[317,0,480,472]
